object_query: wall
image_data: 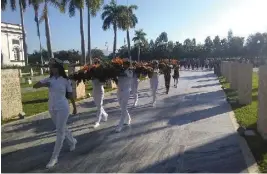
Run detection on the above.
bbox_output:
[1,22,25,67]
[1,69,23,120]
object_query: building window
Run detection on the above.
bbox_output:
[14,48,20,61]
[12,39,20,45]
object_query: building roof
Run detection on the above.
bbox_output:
[1,22,21,26]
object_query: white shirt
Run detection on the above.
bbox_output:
[40,76,72,110]
[118,69,133,92]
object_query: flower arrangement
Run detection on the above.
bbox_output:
[69,58,180,83]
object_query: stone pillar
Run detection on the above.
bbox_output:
[68,65,86,99]
[230,62,238,90]
[257,65,267,140]
[40,68,44,75]
[237,63,252,105]
[105,80,117,89]
[30,68,34,76]
[1,69,23,120]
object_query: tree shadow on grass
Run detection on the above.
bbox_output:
[22,99,49,104]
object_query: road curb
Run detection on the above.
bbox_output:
[228,111,260,173]
[217,75,259,173]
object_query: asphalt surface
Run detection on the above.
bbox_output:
[1,70,248,173]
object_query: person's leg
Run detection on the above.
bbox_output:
[47,109,71,168]
[132,80,138,106]
[116,91,130,132]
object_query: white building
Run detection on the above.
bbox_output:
[1,22,25,66]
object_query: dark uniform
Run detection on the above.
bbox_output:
[164,65,172,94]
[173,66,179,88]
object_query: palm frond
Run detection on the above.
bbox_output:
[1,0,7,11]
[68,0,76,17]
[10,0,16,11]
[102,15,112,30]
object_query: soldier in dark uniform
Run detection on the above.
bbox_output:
[164,65,172,94]
[173,65,180,88]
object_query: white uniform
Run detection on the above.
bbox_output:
[92,79,108,128]
[116,69,133,132]
[40,76,76,167]
[150,68,159,105]
[131,72,139,107]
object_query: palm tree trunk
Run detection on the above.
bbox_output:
[79,8,86,65]
[87,6,92,64]
[113,24,117,58]
[126,29,131,60]
[19,0,28,65]
[138,44,140,62]
[44,2,54,58]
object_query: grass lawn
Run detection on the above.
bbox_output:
[2,81,115,124]
[219,73,267,172]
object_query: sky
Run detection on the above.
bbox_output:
[1,0,267,54]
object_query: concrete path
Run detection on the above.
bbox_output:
[1,70,249,173]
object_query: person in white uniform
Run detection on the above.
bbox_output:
[33,60,77,169]
[116,61,133,132]
[131,62,139,107]
[92,59,108,128]
[150,61,159,106]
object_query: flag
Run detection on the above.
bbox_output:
[34,8,40,37]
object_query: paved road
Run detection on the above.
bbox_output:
[1,70,248,173]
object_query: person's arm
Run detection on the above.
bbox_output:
[66,80,77,115]
[33,78,50,89]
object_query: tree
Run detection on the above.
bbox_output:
[90,48,104,58]
[86,0,104,64]
[118,4,138,60]
[61,0,86,65]
[132,29,146,62]
[2,0,29,65]
[101,0,123,58]
[30,0,64,59]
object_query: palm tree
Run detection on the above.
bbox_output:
[1,0,29,65]
[86,0,103,64]
[61,0,86,65]
[118,4,138,61]
[132,29,146,62]
[30,0,64,60]
[101,0,123,58]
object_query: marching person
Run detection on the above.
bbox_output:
[163,64,172,94]
[116,60,133,133]
[173,64,180,88]
[92,59,108,128]
[150,60,159,106]
[131,62,139,107]
[33,58,77,169]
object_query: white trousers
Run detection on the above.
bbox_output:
[93,86,107,124]
[150,78,158,103]
[131,78,139,104]
[49,108,75,160]
[117,90,131,128]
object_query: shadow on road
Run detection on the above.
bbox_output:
[136,133,248,173]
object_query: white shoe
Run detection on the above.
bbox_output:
[93,122,100,128]
[46,158,58,169]
[115,126,122,133]
[70,138,77,152]
[102,114,108,122]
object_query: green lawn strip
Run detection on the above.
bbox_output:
[2,81,113,125]
[219,73,267,172]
